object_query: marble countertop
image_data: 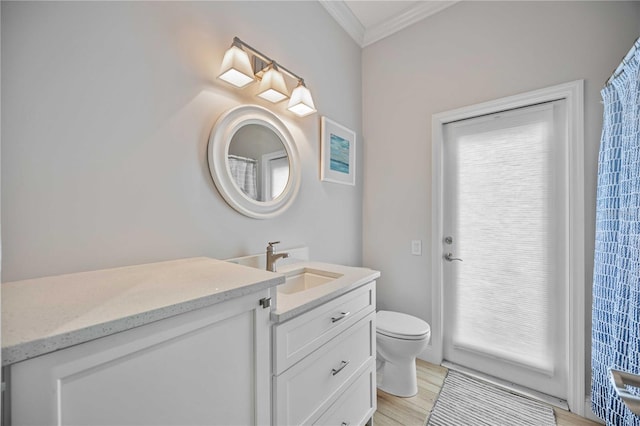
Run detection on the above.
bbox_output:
[2,257,284,366]
[270,261,380,323]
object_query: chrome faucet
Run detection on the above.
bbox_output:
[266,241,289,272]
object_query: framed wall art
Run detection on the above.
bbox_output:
[320,116,356,186]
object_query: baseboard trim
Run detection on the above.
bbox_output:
[418,344,440,365]
[584,396,605,424]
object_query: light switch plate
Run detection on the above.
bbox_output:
[411,240,422,256]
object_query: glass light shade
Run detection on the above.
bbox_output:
[257,67,289,103]
[218,45,254,88]
[287,83,317,117]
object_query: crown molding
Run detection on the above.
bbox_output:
[319,0,458,48]
[318,0,365,46]
[362,1,458,47]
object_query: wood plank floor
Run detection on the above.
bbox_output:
[373,359,601,426]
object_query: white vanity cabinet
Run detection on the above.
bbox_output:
[7,289,272,426]
[1,258,283,426]
[3,256,379,426]
[272,281,376,426]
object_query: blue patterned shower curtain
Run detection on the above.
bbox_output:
[591,39,640,425]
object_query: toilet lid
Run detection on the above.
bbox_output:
[377,310,431,339]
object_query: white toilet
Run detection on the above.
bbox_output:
[376,310,431,397]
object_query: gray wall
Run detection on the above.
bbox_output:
[1,1,363,281]
[362,0,639,391]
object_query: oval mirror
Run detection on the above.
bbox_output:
[208,105,301,219]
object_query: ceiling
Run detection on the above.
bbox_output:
[319,0,457,47]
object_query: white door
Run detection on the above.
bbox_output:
[261,150,288,201]
[442,100,568,399]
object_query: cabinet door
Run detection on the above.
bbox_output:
[9,290,271,426]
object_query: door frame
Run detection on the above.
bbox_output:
[429,80,585,414]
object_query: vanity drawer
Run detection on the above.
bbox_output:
[313,360,376,426]
[273,282,375,374]
[273,312,375,426]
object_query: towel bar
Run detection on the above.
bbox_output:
[610,368,640,416]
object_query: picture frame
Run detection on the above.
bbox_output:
[320,116,356,186]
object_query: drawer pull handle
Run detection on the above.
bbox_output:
[331,311,351,323]
[331,360,350,376]
[341,423,350,426]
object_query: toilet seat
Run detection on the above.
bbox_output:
[377,310,430,340]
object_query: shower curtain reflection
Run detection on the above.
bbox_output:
[228,155,257,200]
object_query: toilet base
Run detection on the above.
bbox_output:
[376,358,418,397]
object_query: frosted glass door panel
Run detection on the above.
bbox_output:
[455,112,553,371]
[442,101,567,399]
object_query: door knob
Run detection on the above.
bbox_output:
[444,252,463,262]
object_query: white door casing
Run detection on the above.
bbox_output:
[429,80,585,415]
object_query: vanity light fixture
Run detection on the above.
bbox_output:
[257,62,289,103]
[218,37,317,117]
[218,40,254,88]
[287,80,317,117]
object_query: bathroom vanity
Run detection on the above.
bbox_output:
[1,256,379,426]
[271,262,378,426]
[1,258,282,425]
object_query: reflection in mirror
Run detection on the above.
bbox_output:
[228,124,289,202]
[208,104,300,219]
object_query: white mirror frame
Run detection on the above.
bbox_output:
[208,105,301,219]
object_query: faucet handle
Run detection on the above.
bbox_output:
[268,241,280,248]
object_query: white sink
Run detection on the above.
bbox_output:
[278,268,343,295]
